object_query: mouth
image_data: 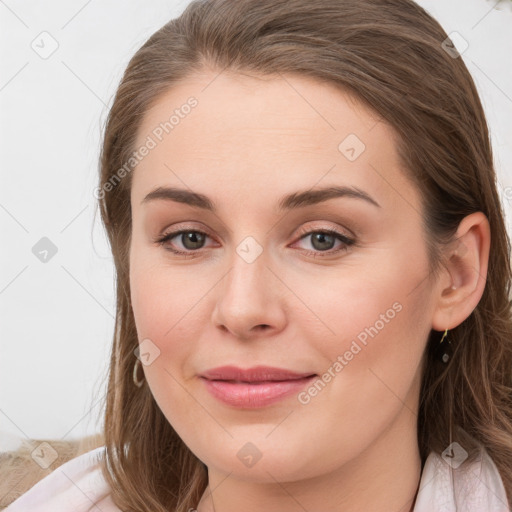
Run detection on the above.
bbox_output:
[199,367,317,408]
[199,365,317,383]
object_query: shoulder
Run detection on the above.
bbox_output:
[413,443,510,512]
[2,446,121,512]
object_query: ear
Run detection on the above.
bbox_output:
[431,211,491,331]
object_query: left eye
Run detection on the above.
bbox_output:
[294,229,354,254]
[153,228,355,257]
[292,229,355,258]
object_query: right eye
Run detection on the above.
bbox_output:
[153,229,215,256]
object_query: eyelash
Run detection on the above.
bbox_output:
[152,225,355,259]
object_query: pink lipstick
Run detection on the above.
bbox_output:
[199,365,316,408]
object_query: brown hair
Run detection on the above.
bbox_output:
[95,0,512,510]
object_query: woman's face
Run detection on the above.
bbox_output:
[129,70,440,482]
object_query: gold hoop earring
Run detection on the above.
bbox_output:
[133,358,145,387]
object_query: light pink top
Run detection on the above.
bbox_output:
[4,444,510,511]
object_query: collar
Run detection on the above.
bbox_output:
[413,443,510,511]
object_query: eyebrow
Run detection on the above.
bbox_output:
[141,185,381,211]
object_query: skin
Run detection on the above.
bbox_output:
[128,69,490,512]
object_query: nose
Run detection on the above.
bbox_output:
[211,246,286,340]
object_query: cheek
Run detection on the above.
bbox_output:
[129,263,203,423]
[130,243,207,342]
[276,260,430,470]
[129,255,213,392]
[291,244,431,408]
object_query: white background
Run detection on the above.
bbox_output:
[1,0,511,448]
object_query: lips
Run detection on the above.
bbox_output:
[199,365,317,408]
[199,365,316,382]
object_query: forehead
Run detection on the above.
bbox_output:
[135,70,380,150]
[130,70,418,214]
